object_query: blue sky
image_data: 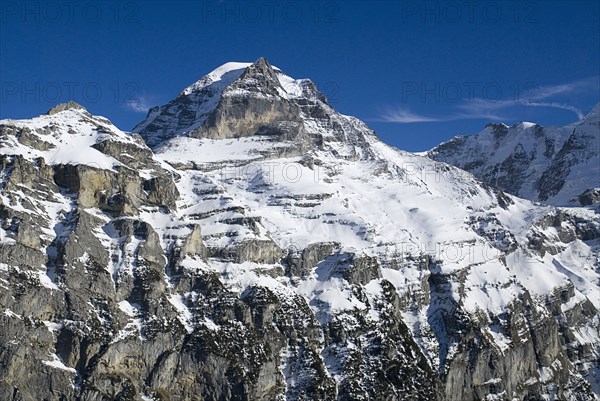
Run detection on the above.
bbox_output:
[1,0,598,151]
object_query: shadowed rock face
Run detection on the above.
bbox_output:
[579,188,600,206]
[0,62,599,401]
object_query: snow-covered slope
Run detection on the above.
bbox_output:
[0,101,137,170]
[1,60,599,400]
[428,103,600,206]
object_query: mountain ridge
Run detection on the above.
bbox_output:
[428,102,600,207]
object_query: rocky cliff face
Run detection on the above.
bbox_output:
[427,104,600,207]
[1,60,599,401]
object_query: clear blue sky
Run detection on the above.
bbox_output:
[1,0,599,151]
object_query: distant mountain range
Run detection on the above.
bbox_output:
[428,103,600,207]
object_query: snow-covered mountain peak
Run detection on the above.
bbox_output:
[138,63,599,398]
[134,58,338,149]
[46,100,88,116]
[0,106,151,171]
[221,57,287,99]
[485,122,509,129]
[237,57,279,81]
[514,121,538,129]
[181,59,292,96]
[181,62,252,96]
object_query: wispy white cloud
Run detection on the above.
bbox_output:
[378,104,505,123]
[378,108,441,123]
[456,98,586,121]
[380,77,598,123]
[524,77,598,100]
[124,96,151,113]
[454,98,514,120]
[520,101,585,120]
[510,77,598,119]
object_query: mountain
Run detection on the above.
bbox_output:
[427,103,600,206]
[1,59,599,401]
[133,59,330,149]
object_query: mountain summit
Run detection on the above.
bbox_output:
[0,61,599,400]
[134,58,330,148]
[135,58,379,170]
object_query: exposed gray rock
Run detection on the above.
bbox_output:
[335,254,382,286]
[46,101,87,115]
[180,224,207,259]
[579,188,600,206]
[211,238,283,264]
[285,241,339,277]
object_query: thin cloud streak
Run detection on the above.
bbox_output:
[525,77,598,100]
[520,101,585,120]
[380,77,598,124]
[377,105,505,123]
[378,108,441,123]
[458,98,586,121]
